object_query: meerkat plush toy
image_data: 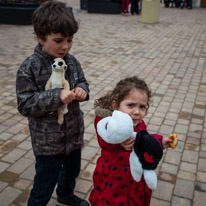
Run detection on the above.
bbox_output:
[45,58,69,124]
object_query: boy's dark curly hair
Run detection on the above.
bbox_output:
[32,1,79,40]
[94,76,152,112]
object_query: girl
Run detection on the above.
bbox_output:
[89,76,172,206]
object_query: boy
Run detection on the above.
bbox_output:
[16,1,89,206]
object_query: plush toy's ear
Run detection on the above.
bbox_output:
[97,116,113,143]
[129,150,142,182]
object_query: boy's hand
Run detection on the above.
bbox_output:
[60,89,76,104]
[72,87,87,101]
[121,137,135,151]
[163,138,173,149]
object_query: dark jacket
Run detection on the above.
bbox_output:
[16,44,89,156]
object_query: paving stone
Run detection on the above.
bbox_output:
[7,123,27,134]
[186,137,200,145]
[84,132,95,142]
[0,140,19,154]
[81,146,99,161]
[160,163,178,175]
[175,140,184,152]
[159,125,174,135]
[196,171,206,183]
[88,138,99,147]
[198,158,206,172]
[75,179,93,194]
[0,186,22,206]
[177,170,196,182]
[174,179,194,199]
[0,181,8,192]
[185,143,199,152]
[13,189,30,206]
[199,151,206,158]
[182,150,198,164]
[17,140,32,151]
[7,157,34,174]
[180,162,197,174]
[12,178,32,190]
[152,180,174,201]
[0,161,10,173]
[193,191,206,206]
[171,196,191,206]
[164,150,181,165]
[1,148,26,163]
[0,132,13,141]
[201,144,206,151]
[174,124,188,134]
[150,198,170,206]
[81,163,96,181]
[20,164,35,181]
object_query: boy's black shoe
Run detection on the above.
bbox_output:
[56,194,89,206]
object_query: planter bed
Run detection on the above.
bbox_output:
[0,3,40,25]
[88,0,122,14]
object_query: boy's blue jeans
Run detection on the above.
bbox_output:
[28,149,81,206]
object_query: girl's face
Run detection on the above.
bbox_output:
[37,33,73,58]
[114,88,148,126]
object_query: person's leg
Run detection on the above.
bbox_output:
[139,0,142,12]
[131,0,135,14]
[126,0,130,13]
[28,155,63,206]
[181,0,186,8]
[56,149,89,206]
[122,0,126,13]
[57,149,81,197]
[136,0,139,14]
[188,0,192,8]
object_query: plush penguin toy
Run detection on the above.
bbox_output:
[97,110,163,190]
[45,58,70,124]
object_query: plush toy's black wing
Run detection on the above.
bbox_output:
[134,130,163,170]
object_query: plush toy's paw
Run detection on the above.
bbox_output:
[61,104,68,114]
[97,110,135,144]
[129,150,143,182]
[143,169,157,191]
[57,108,64,125]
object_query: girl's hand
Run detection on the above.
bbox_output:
[163,138,173,149]
[60,89,76,104]
[121,137,135,151]
[72,87,87,101]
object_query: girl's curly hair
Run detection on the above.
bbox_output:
[94,76,152,112]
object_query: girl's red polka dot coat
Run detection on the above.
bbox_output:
[89,114,163,206]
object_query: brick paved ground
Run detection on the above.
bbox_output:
[0,1,206,206]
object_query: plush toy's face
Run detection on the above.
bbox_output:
[52,58,67,71]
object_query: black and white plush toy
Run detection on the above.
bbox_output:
[97,110,163,190]
[45,58,69,124]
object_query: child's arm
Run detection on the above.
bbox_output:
[163,138,173,149]
[72,57,89,101]
[121,137,135,151]
[72,87,87,101]
[60,89,76,104]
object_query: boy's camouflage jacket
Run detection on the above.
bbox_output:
[16,44,89,156]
